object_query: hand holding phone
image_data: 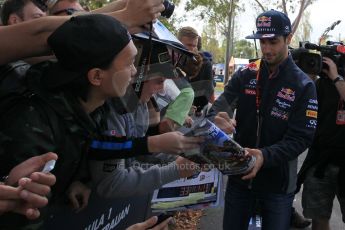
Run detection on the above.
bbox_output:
[6,153,57,186]
[41,160,56,173]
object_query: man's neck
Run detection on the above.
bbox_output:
[268,64,278,74]
[266,56,288,75]
[79,99,105,114]
[79,90,105,114]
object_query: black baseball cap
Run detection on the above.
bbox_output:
[132,33,193,56]
[132,32,196,81]
[42,14,131,88]
[245,9,291,39]
[133,37,184,80]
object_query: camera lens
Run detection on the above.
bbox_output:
[161,0,175,18]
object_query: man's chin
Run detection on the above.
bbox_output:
[264,58,278,66]
[264,56,274,62]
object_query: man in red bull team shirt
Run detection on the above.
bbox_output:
[209,9,317,230]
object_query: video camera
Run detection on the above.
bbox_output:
[291,41,345,76]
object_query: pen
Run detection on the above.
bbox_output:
[232,109,237,135]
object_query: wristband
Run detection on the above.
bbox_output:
[0,175,9,184]
[333,75,344,84]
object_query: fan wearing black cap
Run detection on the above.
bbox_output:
[0,14,138,229]
[0,12,201,229]
[208,9,317,230]
[88,38,201,199]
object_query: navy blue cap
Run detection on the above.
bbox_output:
[246,9,291,39]
[202,51,213,62]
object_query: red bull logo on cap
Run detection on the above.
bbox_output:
[257,16,271,27]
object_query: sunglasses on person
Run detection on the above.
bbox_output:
[52,8,80,15]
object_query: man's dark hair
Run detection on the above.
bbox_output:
[57,57,114,103]
[60,72,91,102]
[0,0,30,25]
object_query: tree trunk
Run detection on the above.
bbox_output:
[291,0,306,36]
[254,0,266,11]
[224,0,235,85]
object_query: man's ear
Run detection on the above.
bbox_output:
[87,68,103,86]
[7,13,22,25]
[286,33,293,45]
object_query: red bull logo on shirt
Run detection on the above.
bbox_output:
[242,60,260,72]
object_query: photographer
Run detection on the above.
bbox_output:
[297,56,345,230]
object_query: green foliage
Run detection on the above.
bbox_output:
[233,39,256,59]
[80,0,110,10]
[252,0,317,15]
[184,0,243,63]
[183,0,319,64]
[185,0,240,36]
[80,0,183,11]
[200,22,224,63]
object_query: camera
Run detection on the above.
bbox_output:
[291,41,345,76]
[290,47,322,75]
[161,0,175,18]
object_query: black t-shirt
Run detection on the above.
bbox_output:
[0,61,30,95]
[312,77,345,154]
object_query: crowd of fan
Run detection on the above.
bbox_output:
[0,1,344,230]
